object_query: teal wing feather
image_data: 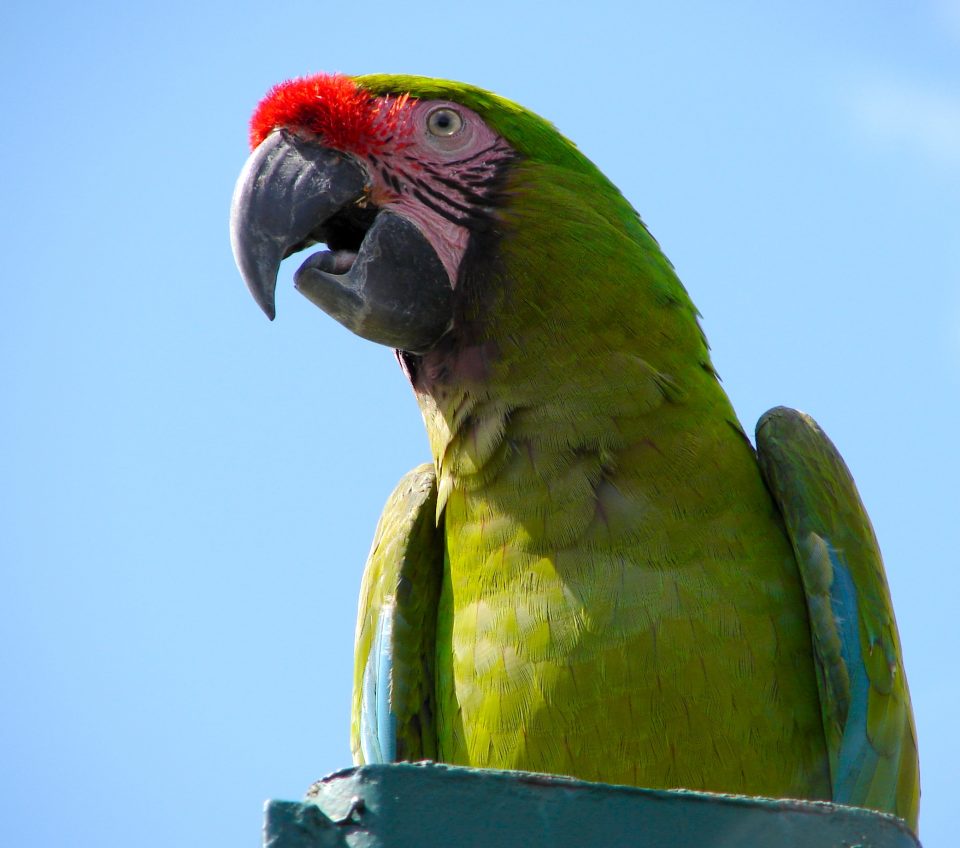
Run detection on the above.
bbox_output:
[351,463,443,764]
[756,407,919,831]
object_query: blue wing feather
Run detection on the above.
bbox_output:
[359,607,398,763]
[351,465,443,765]
[756,407,919,831]
[824,542,873,797]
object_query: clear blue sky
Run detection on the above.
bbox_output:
[2,1,957,845]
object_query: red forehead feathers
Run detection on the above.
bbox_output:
[249,73,413,154]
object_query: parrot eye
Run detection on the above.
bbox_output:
[426,107,463,137]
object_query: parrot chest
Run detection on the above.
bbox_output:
[433,458,831,799]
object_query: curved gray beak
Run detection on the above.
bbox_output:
[229,130,369,320]
[229,130,453,353]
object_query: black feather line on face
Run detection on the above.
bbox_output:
[399,149,519,393]
[442,141,505,168]
[425,173,497,208]
[380,168,403,193]
[405,174,479,216]
[409,186,478,229]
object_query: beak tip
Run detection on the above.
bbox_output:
[230,130,370,326]
[254,289,277,321]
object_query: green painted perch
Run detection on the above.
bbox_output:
[263,763,920,848]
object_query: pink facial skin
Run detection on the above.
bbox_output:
[358,97,513,287]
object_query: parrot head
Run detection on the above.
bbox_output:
[230,73,531,352]
[230,73,638,358]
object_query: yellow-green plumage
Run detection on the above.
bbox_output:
[343,76,918,830]
[419,155,828,797]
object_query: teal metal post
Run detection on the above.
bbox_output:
[263,763,920,848]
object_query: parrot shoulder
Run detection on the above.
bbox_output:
[755,406,919,831]
[351,463,444,765]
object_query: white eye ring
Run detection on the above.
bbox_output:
[426,107,464,137]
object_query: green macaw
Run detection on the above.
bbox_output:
[230,73,919,830]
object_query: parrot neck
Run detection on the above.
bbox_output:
[405,161,755,537]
